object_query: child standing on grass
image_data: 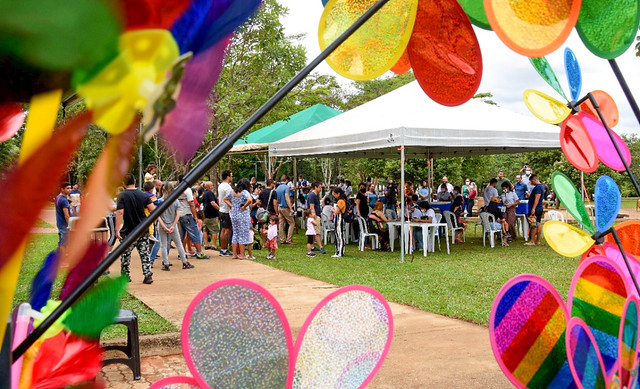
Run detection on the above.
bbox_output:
[306,207,319,257]
[264,215,278,259]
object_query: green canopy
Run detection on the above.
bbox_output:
[231,104,341,152]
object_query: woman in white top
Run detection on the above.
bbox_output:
[501,182,519,241]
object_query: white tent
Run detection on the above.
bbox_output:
[269,81,560,159]
[269,81,561,261]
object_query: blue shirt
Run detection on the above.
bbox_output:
[368,192,377,208]
[276,183,289,209]
[528,184,544,212]
[307,191,321,215]
[55,194,70,230]
[514,181,527,200]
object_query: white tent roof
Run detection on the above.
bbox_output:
[269,81,560,159]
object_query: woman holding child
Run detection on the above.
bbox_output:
[224,178,252,259]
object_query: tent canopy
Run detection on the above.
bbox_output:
[269,81,560,159]
[230,103,342,153]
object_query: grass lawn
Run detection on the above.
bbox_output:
[621,198,639,210]
[255,228,579,326]
[13,234,178,340]
[33,219,55,229]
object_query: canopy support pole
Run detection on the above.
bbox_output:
[400,132,405,263]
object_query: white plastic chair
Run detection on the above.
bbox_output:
[430,213,443,251]
[479,212,501,248]
[443,211,465,244]
[356,216,379,251]
[547,210,565,222]
[321,213,335,245]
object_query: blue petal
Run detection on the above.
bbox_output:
[595,175,621,233]
[564,47,582,102]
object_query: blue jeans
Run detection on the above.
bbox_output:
[150,229,160,263]
[179,215,202,244]
[412,228,423,250]
[58,229,68,247]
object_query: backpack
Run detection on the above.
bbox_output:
[343,198,355,223]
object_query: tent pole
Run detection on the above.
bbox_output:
[268,151,272,179]
[293,157,298,231]
[400,133,405,263]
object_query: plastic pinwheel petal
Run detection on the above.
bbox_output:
[390,49,411,74]
[605,220,640,258]
[489,275,570,388]
[594,175,621,233]
[523,89,571,125]
[121,0,192,30]
[584,243,640,299]
[579,90,620,128]
[149,376,202,389]
[552,171,594,234]
[407,0,483,106]
[170,0,262,55]
[483,0,582,57]
[578,112,631,172]
[59,242,109,300]
[182,279,292,388]
[29,250,59,312]
[0,0,119,72]
[560,115,598,173]
[319,0,418,81]
[76,29,179,135]
[544,220,595,258]
[568,256,631,376]
[565,317,609,389]
[0,103,26,142]
[0,112,91,270]
[289,285,392,388]
[564,48,582,102]
[618,297,640,388]
[457,0,491,30]
[529,56,568,102]
[159,37,230,161]
[576,0,640,59]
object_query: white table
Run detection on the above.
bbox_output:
[515,214,529,241]
[411,223,450,256]
[387,221,409,252]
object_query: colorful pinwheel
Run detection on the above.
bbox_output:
[150,279,393,389]
[543,172,621,258]
[0,103,26,143]
[483,0,640,59]
[318,0,483,106]
[523,48,631,173]
[490,256,639,388]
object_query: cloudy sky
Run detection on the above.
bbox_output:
[278,0,640,135]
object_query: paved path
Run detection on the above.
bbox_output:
[102,248,510,388]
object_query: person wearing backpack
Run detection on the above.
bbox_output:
[331,187,348,257]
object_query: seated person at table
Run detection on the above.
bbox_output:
[411,201,436,251]
[322,197,333,221]
[436,183,452,202]
[451,196,466,243]
[368,201,390,251]
[486,196,510,246]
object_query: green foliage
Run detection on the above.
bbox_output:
[344,72,416,110]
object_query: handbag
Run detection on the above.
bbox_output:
[256,189,273,222]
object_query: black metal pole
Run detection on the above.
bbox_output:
[611,228,640,297]
[13,0,391,360]
[585,92,640,196]
[608,59,640,126]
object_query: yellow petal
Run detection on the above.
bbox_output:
[544,220,594,257]
[523,89,571,124]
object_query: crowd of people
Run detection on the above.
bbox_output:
[53,162,552,284]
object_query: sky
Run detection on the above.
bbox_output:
[277,0,640,135]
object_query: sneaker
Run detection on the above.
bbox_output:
[246,255,256,260]
[306,251,316,257]
[331,254,342,258]
[143,275,154,284]
[319,248,327,254]
[161,265,170,271]
[220,249,233,257]
[194,252,210,259]
[311,247,320,252]
[182,262,195,269]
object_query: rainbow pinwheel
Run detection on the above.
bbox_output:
[483,0,640,58]
[543,172,621,258]
[524,48,631,173]
[150,279,393,389]
[490,256,639,388]
[318,0,483,106]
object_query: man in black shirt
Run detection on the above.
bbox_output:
[202,181,220,250]
[258,179,279,216]
[306,181,326,254]
[116,173,156,284]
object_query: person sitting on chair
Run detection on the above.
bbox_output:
[411,201,436,251]
[486,196,510,246]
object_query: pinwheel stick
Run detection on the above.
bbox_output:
[610,228,640,297]
[12,0,393,361]
[576,92,640,197]
[608,59,640,126]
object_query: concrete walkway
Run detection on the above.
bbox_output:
[105,249,510,388]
